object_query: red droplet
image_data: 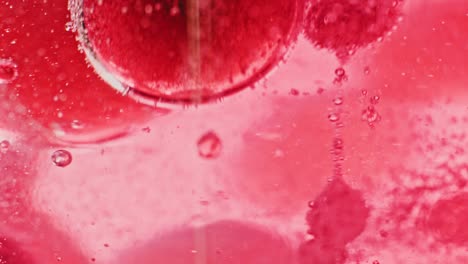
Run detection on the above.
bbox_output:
[0,59,18,84]
[51,149,73,167]
[304,0,402,59]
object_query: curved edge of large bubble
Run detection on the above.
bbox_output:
[68,0,307,106]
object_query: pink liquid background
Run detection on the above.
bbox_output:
[0,0,467,263]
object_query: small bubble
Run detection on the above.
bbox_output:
[142,127,151,133]
[364,66,370,75]
[103,243,109,248]
[361,89,368,96]
[197,131,222,159]
[333,138,344,150]
[316,87,325,94]
[328,113,339,122]
[335,67,345,77]
[307,200,315,208]
[370,95,380,105]
[51,150,72,167]
[0,140,10,154]
[191,249,198,254]
[70,120,84,129]
[333,97,343,105]
[0,59,18,84]
[289,88,299,96]
[65,22,74,32]
[373,261,380,264]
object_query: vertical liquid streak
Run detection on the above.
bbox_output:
[188,25,212,252]
[186,0,202,102]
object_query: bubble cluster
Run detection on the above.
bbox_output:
[70,0,304,103]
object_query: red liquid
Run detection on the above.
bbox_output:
[0,0,467,263]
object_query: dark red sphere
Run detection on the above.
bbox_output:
[304,0,402,58]
[77,0,304,103]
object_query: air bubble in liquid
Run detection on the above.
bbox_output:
[51,149,73,167]
[370,95,380,105]
[333,97,343,105]
[333,67,347,84]
[197,131,222,159]
[328,113,339,122]
[364,66,371,75]
[335,68,345,77]
[70,0,303,103]
[0,59,18,84]
[304,0,403,60]
[361,106,381,126]
[70,120,84,129]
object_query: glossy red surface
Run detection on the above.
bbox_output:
[81,0,303,102]
[0,0,467,263]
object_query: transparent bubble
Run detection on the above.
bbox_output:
[328,113,339,122]
[335,67,345,77]
[65,21,74,32]
[68,0,302,104]
[333,97,343,105]
[370,95,380,105]
[197,131,222,159]
[51,149,73,167]
[364,66,370,75]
